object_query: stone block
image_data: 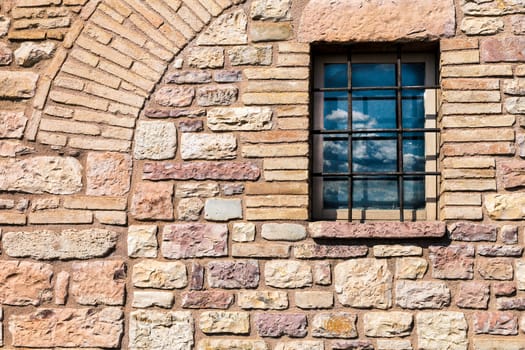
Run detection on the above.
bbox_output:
[261,223,306,241]
[0,111,27,139]
[188,47,224,68]
[429,245,475,279]
[295,291,333,309]
[181,133,236,160]
[517,260,525,290]
[251,0,291,20]
[448,222,497,242]
[481,37,525,62]
[309,221,446,239]
[199,311,250,334]
[208,260,259,289]
[86,152,132,196]
[0,71,39,98]
[335,259,392,309]
[162,223,228,258]
[197,9,247,45]
[312,312,357,338]
[416,312,467,350]
[478,258,513,280]
[177,197,204,221]
[229,45,272,65]
[331,340,374,350]
[204,198,242,221]
[132,260,187,289]
[497,160,525,190]
[373,245,423,257]
[376,340,413,350]
[232,222,256,242]
[294,243,368,259]
[132,291,174,309]
[474,311,518,335]
[364,312,413,337]
[207,107,272,131]
[250,22,292,41]
[144,161,260,181]
[395,280,451,309]
[128,225,158,258]
[486,193,525,220]
[255,313,307,337]
[14,41,55,67]
[154,86,195,107]
[181,291,234,309]
[478,245,523,257]
[54,271,69,305]
[130,182,174,220]
[265,260,312,288]
[396,258,428,280]
[314,261,331,285]
[0,261,52,306]
[238,291,288,309]
[460,17,504,35]
[232,243,290,258]
[165,71,212,84]
[197,339,268,350]
[176,182,220,198]
[196,85,238,106]
[134,121,177,160]
[456,282,490,309]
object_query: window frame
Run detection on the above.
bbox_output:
[311,45,440,222]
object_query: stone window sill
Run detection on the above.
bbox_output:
[309,221,446,239]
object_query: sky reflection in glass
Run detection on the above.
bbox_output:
[322,62,426,210]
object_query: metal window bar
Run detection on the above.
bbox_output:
[312,45,440,222]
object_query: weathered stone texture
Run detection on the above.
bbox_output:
[128,225,158,258]
[14,41,55,67]
[0,71,38,98]
[181,133,236,160]
[207,107,272,131]
[416,312,467,350]
[429,245,475,279]
[309,221,445,239]
[396,258,428,280]
[204,198,242,221]
[238,290,288,309]
[181,291,234,309]
[456,282,490,309]
[255,313,307,337]
[198,339,268,350]
[162,223,228,258]
[197,10,248,45]
[265,260,312,288]
[134,121,177,160]
[486,193,525,220]
[0,157,82,194]
[294,244,368,259]
[86,152,132,196]
[132,261,187,289]
[364,312,413,337]
[155,86,195,107]
[395,281,451,309]
[199,311,250,334]
[0,111,27,139]
[3,228,117,260]
[131,182,174,220]
[335,259,392,309]
[448,222,497,241]
[312,312,357,338]
[132,291,174,309]
[474,311,518,335]
[0,261,52,306]
[261,223,306,241]
[196,85,238,106]
[129,310,193,350]
[9,308,123,348]
[144,161,260,181]
[208,260,260,289]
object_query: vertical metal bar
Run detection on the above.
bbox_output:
[347,47,353,222]
[396,46,405,221]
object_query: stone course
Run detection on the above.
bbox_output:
[0,0,524,348]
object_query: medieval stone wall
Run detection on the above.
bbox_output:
[0,0,524,349]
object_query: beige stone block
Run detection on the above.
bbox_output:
[232,222,256,242]
[62,60,120,90]
[461,17,504,35]
[29,210,93,224]
[442,129,513,142]
[197,339,268,350]
[442,90,500,103]
[0,213,26,225]
[245,182,308,195]
[39,118,100,136]
[278,117,309,130]
[68,137,131,152]
[49,90,109,111]
[416,312,467,350]
[265,260,312,288]
[197,9,247,45]
[441,115,515,128]
[242,143,308,157]
[250,22,292,42]
[364,312,413,337]
[441,38,479,51]
[264,170,308,181]
[373,245,423,257]
[442,168,495,179]
[0,71,39,99]
[295,291,333,309]
[441,179,496,192]
[36,132,67,147]
[443,157,495,169]
[244,67,309,80]
[441,206,483,220]
[76,35,133,68]
[264,157,308,170]
[238,291,288,310]
[246,195,308,208]
[441,50,479,65]
[277,53,310,67]
[232,243,290,258]
[73,109,135,128]
[441,103,502,115]
[279,42,309,53]
[94,211,127,225]
[70,47,99,67]
[199,311,249,334]
[246,80,309,93]
[441,193,482,206]
[396,258,428,279]
[178,5,204,32]
[485,193,525,220]
[242,92,308,105]
[246,208,308,220]
[442,78,500,90]
[64,196,127,210]
[241,130,308,144]
[442,64,513,77]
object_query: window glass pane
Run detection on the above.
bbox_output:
[403,177,425,209]
[352,63,395,87]
[324,179,348,209]
[323,135,348,173]
[352,135,397,172]
[324,63,347,88]
[324,91,348,130]
[402,90,425,129]
[402,63,425,86]
[353,178,398,209]
[403,134,425,172]
[352,90,396,129]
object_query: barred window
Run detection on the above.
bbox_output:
[312,45,440,221]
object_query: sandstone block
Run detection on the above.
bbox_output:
[504,79,525,95]
[198,339,268,350]
[517,260,525,290]
[199,311,250,334]
[238,291,288,309]
[373,245,422,257]
[0,16,9,37]
[10,308,123,348]
[478,245,523,257]
[395,258,428,280]
[506,97,525,114]
[3,228,117,260]
[71,260,126,306]
[207,107,272,131]
[331,340,374,350]
[0,71,38,98]
[481,37,525,62]
[474,311,518,335]
[229,45,272,65]
[275,341,323,350]
[204,198,242,221]
[251,0,291,20]
[0,156,82,194]
[294,243,368,259]
[232,222,256,242]
[176,182,220,198]
[255,313,307,337]
[473,339,525,350]
[478,258,513,280]
[181,291,234,309]
[197,9,248,45]
[429,245,475,279]
[155,86,195,107]
[461,17,504,35]
[312,312,357,338]
[177,197,204,221]
[190,262,204,290]
[0,111,27,139]
[232,243,290,258]
[162,223,228,258]
[181,133,236,160]
[86,152,132,196]
[208,260,259,289]
[334,259,392,309]
[130,182,174,220]
[497,296,525,310]
[376,340,413,350]
[261,223,306,241]
[144,161,260,181]
[416,312,467,350]
[214,69,243,82]
[295,291,333,309]
[134,121,176,160]
[196,85,238,106]
[0,261,52,306]
[188,47,224,68]
[129,310,193,350]
[14,41,55,67]
[28,209,93,225]
[132,291,174,309]
[486,193,525,220]
[364,312,413,337]
[314,261,331,285]
[251,22,292,41]
[0,43,12,65]
[395,280,451,309]
[165,70,212,84]
[456,282,490,309]
[309,221,445,239]
[128,225,158,258]
[448,222,497,242]
[501,225,518,244]
[494,283,515,298]
[132,260,187,289]
[265,260,312,288]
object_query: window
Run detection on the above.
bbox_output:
[312,45,440,221]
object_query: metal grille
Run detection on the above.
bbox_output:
[311,46,440,222]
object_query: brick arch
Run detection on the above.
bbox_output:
[35,0,246,151]
[297,0,456,43]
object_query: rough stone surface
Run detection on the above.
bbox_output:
[229,45,272,65]
[188,47,224,68]
[335,259,392,309]
[132,260,187,289]
[70,260,126,306]
[14,41,55,67]
[204,198,243,221]
[255,313,307,337]
[0,111,27,139]
[238,291,288,309]
[265,260,312,288]
[208,260,260,289]
[275,341,323,350]
[494,282,516,297]
[132,291,174,309]
[311,312,357,338]
[180,133,236,160]
[0,71,39,99]
[250,22,292,41]
[373,245,423,257]
[481,37,525,62]
[294,244,368,259]
[196,85,238,106]
[429,245,475,279]
[143,161,260,181]
[181,291,234,309]
[309,221,446,239]
[165,71,212,84]
[9,308,123,348]
[295,291,333,309]
[232,222,256,242]
[376,340,413,350]
[0,157,82,194]
[0,16,9,37]
[395,280,451,309]
[298,0,455,42]
[162,223,228,258]
[198,339,268,350]
[395,258,428,280]
[176,183,220,198]
[461,17,504,35]
[473,311,518,335]
[416,312,467,350]
[251,0,292,21]
[3,228,118,260]
[154,86,195,107]
[331,340,374,350]
[130,182,174,220]
[448,222,497,241]
[314,261,331,285]
[486,193,525,220]
[134,121,177,160]
[478,245,524,257]
[177,197,204,221]
[197,10,248,45]
[86,152,132,196]
[129,310,193,350]
[128,225,158,258]
[364,312,413,337]
[0,261,52,306]
[207,107,272,131]
[0,42,11,65]
[498,160,525,190]
[478,258,513,280]
[199,311,250,334]
[517,260,525,290]
[261,223,306,241]
[456,282,490,309]
[473,339,525,350]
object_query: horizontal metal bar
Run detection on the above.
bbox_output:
[313,171,440,176]
[313,128,440,134]
[314,85,439,92]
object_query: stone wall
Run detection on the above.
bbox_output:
[0,0,524,349]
